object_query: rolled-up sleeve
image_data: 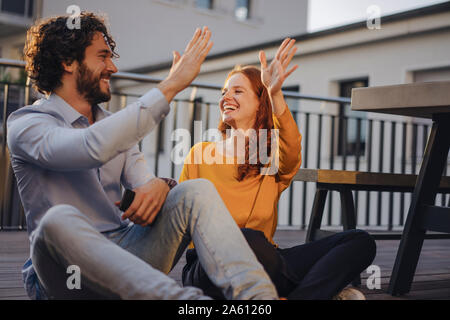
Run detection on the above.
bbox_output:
[273,108,302,191]
[120,144,154,190]
[7,88,170,171]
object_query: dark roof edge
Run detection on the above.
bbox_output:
[128,1,450,74]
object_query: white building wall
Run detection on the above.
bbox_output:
[41,0,308,71]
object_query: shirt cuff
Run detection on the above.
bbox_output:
[138,88,171,122]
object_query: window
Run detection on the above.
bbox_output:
[28,0,33,17]
[235,0,250,21]
[1,0,34,17]
[337,79,368,156]
[195,0,213,10]
[413,67,450,83]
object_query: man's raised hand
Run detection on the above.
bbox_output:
[158,27,213,102]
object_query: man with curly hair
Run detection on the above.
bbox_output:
[7,12,278,300]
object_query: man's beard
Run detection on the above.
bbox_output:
[76,62,111,106]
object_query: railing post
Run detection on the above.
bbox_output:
[301,113,310,229]
[1,83,8,157]
[377,120,385,226]
[170,101,178,179]
[1,83,9,230]
[388,121,396,231]
[365,119,373,226]
[327,115,336,226]
[400,122,407,226]
[188,87,198,148]
[287,111,298,227]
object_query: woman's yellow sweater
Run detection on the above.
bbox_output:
[179,108,302,245]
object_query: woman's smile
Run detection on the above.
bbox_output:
[222,104,238,114]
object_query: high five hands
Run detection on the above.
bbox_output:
[117,27,213,227]
[158,26,213,102]
[259,38,298,96]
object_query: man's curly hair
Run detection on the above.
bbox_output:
[24,11,118,95]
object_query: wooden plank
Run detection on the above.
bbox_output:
[292,168,318,183]
[1,296,29,300]
[0,288,27,299]
[362,286,450,300]
[351,81,450,118]
[1,230,449,300]
[0,280,25,288]
[319,170,416,187]
[293,169,450,190]
[360,273,450,284]
[294,169,450,193]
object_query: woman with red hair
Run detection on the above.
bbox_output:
[179,39,376,300]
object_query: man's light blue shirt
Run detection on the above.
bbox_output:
[7,88,170,299]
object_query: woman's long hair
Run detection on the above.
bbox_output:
[218,65,274,181]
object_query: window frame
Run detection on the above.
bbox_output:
[235,0,251,21]
[337,78,369,157]
[195,0,213,10]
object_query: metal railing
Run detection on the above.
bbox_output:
[1,58,448,231]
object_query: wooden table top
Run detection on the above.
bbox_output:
[293,168,450,190]
[351,81,450,118]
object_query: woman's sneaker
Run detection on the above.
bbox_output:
[333,288,366,300]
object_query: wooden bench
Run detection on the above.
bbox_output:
[293,169,450,286]
[294,168,450,241]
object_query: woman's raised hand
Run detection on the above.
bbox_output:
[259,38,298,96]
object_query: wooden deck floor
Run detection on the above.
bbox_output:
[1,230,449,300]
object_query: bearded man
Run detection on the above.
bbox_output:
[7,12,278,300]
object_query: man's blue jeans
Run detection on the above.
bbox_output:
[30,179,278,299]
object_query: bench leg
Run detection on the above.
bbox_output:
[339,189,361,287]
[306,189,328,243]
[340,189,357,230]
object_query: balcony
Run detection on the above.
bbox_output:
[0,59,449,300]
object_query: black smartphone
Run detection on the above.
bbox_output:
[119,189,135,212]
